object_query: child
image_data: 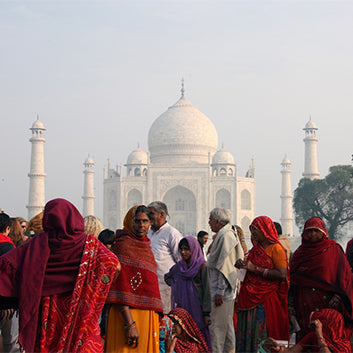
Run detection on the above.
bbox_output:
[165,236,211,350]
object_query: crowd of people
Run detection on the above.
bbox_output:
[0,199,352,353]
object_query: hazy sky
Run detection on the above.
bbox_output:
[1,0,352,239]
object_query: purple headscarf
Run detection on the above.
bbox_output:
[168,236,206,331]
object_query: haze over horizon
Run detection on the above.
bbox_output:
[1,1,352,242]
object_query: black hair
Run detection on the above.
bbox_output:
[178,237,189,250]
[98,229,116,246]
[197,230,208,239]
[133,205,152,220]
[0,213,11,233]
[273,222,282,236]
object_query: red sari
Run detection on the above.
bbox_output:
[236,216,289,351]
[168,307,210,353]
[290,217,353,340]
[0,198,119,352]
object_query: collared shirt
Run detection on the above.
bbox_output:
[148,222,183,277]
[209,268,235,301]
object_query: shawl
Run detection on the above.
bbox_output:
[311,309,352,352]
[36,234,119,352]
[107,229,163,312]
[291,217,353,321]
[0,198,102,353]
[233,225,249,259]
[169,236,206,329]
[123,205,138,233]
[236,216,289,340]
[168,308,210,353]
[0,233,15,246]
[207,223,243,290]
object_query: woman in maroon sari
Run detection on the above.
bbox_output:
[290,217,353,341]
[0,198,120,353]
[235,216,289,352]
[166,307,210,353]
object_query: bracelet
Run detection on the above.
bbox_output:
[124,321,136,330]
[263,269,269,278]
[254,266,262,275]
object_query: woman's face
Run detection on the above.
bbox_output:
[132,212,151,238]
[180,243,191,263]
[172,322,183,337]
[305,228,324,242]
[250,224,266,244]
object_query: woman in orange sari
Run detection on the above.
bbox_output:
[106,205,163,353]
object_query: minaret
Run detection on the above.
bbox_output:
[303,117,320,179]
[280,156,293,236]
[82,156,95,216]
[27,117,46,220]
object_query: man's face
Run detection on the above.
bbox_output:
[209,215,221,233]
[132,212,151,238]
[199,234,209,245]
[148,207,165,228]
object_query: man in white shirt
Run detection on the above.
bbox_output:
[147,201,183,313]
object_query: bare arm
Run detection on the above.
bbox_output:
[117,305,139,348]
[235,259,287,281]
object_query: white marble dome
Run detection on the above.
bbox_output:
[212,148,235,165]
[127,148,148,165]
[305,119,317,129]
[31,119,45,130]
[148,95,218,164]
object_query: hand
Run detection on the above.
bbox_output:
[204,316,211,326]
[125,326,139,348]
[235,259,247,269]
[214,294,224,307]
[263,337,282,352]
[165,333,177,353]
[311,319,323,337]
[0,309,15,321]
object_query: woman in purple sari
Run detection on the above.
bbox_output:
[165,236,211,350]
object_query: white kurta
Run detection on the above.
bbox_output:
[148,222,183,313]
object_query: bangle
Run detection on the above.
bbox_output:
[254,266,262,275]
[263,269,269,278]
[124,321,136,330]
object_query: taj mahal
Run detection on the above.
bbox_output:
[26,84,321,238]
[103,85,255,236]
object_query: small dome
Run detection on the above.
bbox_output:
[212,148,235,165]
[281,156,291,164]
[304,119,317,129]
[31,119,45,130]
[127,148,148,165]
[85,157,94,165]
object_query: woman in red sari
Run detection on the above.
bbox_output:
[235,215,289,352]
[165,307,210,353]
[106,205,163,353]
[290,217,353,341]
[0,198,120,353]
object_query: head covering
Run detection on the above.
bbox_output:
[0,198,88,353]
[168,308,210,353]
[302,216,328,242]
[250,216,279,245]
[169,237,207,332]
[123,205,138,234]
[27,211,44,234]
[291,217,353,322]
[311,309,352,352]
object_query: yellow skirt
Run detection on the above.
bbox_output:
[106,305,159,353]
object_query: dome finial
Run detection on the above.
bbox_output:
[181,78,185,98]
